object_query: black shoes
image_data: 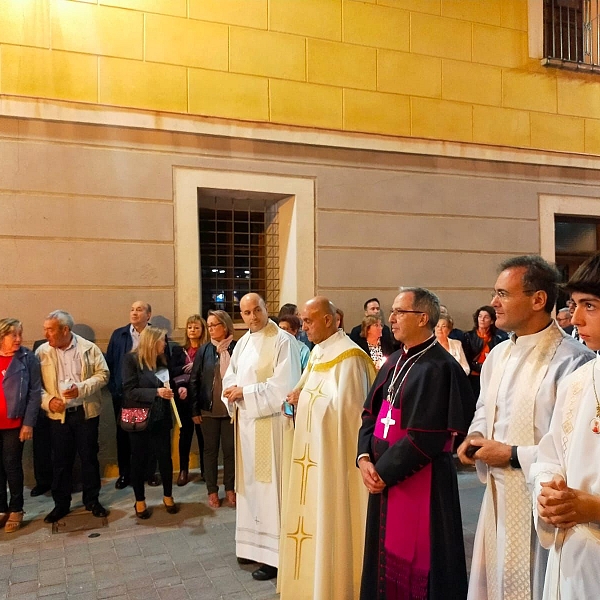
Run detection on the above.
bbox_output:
[44,506,70,523]
[30,485,51,497]
[147,475,161,487]
[85,502,108,518]
[252,564,278,581]
[115,476,129,490]
[163,500,179,514]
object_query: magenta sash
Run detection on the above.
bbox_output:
[374,402,431,600]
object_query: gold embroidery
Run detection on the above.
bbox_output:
[286,516,313,580]
[292,443,317,506]
[302,380,328,433]
[310,348,375,377]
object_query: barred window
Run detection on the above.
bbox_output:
[543,0,600,68]
[198,194,279,321]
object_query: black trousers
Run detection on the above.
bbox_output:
[113,393,158,480]
[200,416,234,495]
[129,421,173,502]
[50,408,101,508]
[176,399,204,473]
[0,428,25,512]
[32,410,53,488]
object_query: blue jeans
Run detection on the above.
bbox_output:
[0,427,24,513]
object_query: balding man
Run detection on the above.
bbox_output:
[279,297,376,599]
[106,301,158,489]
[222,293,302,581]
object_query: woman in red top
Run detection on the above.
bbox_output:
[0,318,41,532]
[462,306,508,398]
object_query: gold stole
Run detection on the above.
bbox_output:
[483,323,564,600]
[253,321,279,483]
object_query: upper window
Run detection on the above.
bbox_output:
[543,0,600,69]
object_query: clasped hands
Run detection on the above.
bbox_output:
[49,384,80,414]
[358,458,386,495]
[457,433,512,468]
[537,475,600,529]
[223,386,244,404]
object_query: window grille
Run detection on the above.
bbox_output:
[198,197,279,321]
[543,0,600,69]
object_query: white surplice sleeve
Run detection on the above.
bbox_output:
[529,378,569,550]
[239,333,302,419]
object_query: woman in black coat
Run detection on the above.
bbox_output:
[122,326,177,519]
[461,305,508,398]
[188,310,236,509]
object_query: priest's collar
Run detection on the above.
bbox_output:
[403,335,436,357]
[509,320,554,346]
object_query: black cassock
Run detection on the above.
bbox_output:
[357,338,476,600]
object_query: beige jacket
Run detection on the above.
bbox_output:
[36,334,109,423]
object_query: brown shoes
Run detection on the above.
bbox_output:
[5,511,24,533]
[223,491,236,508]
[176,470,188,487]
[208,493,220,509]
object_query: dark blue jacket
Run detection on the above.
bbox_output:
[106,324,172,397]
[106,325,133,397]
[2,346,41,427]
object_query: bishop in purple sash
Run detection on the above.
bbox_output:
[357,288,475,600]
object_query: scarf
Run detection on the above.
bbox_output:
[212,335,233,377]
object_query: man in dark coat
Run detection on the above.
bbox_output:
[106,301,160,489]
[357,287,475,600]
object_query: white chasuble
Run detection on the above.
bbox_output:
[279,331,376,600]
[531,357,600,600]
[222,320,302,567]
[467,322,594,600]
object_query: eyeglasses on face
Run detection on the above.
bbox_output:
[390,309,425,316]
[490,289,536,300]
[207,323,224,329]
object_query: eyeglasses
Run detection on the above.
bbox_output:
[207,323,224,329]
[390,309,425,316]
[490,289,536,300]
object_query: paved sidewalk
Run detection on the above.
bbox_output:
[1,468,485,599]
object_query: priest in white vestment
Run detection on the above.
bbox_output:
[222,293,301,581]
[457,256,594,600]
[279,297,376,600]
[531,253,600,600]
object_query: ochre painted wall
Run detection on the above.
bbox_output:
[1,0,600,153]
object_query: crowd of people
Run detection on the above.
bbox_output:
[0,252,598,599]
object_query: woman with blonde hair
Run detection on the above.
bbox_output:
[0,318,40,532]
[122,326,177,519]
[171,315,209,486]
[189,310,236,509]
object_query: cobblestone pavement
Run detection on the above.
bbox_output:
[1,467,484,599]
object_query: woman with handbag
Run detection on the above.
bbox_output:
[171,315,209,487]
[0,318,41,532]
[189,310,236,509]
[122,326,177,519]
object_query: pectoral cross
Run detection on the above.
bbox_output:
[380,407,396,439]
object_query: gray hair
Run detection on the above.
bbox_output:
[46,310,74,330]
[400,287,440,332]
[557,307,570,315]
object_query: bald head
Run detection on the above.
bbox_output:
[301,296,337,344]
[240,293,269,333]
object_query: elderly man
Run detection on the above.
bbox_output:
[36,310,110,523]
[458,255,594,600]
[358,288,475,600]
[279,297,376,600]
[106,301,158,489]
[222,293,301,581]
[555,307,573,334]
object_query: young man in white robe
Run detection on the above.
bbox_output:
[222,293,302,581]
[279,297,376,600]
[531,252,600,599]
[457,255,594,600]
